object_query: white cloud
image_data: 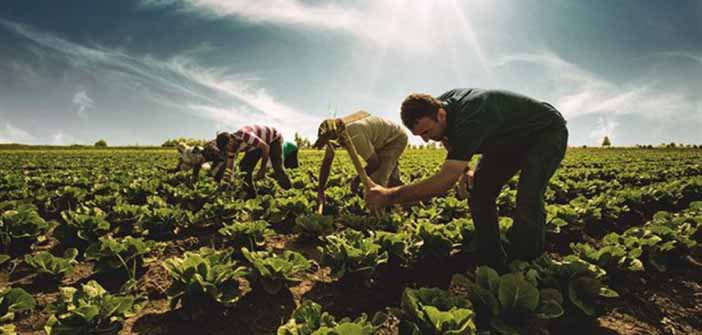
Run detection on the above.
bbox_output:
[493,51,692,121]
[51,131,80,146]
[72,90,94,119]
[138,0,495,54]
[588,117,619,145]
[0,19,316,138]
[0,122,34,144]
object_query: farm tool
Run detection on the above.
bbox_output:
[316,111,381,217]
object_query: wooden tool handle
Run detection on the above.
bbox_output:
[340,129,379,217]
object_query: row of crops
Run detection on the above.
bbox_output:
[1,148,702,334]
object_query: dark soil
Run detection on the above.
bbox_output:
[6,231,702,335]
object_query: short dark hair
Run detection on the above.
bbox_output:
[215,132,231,151]
[201,140,222,162]
[400,93,443,129]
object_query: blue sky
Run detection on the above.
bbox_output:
[0,0,700,146]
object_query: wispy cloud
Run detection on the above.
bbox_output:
[0,18,314,138]
[72,89,94,119]
[138,0,492,54]
[141,0,358,30]
[0,122,34,144]
[588,116,619,145]
[51,131,80,145]
[493,51,692,121]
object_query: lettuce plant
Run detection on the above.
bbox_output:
[414,220,463,259]
[277,300,384,335]
[0,287,35,322]
[44,280,143,335]
[55,206,111,250]
[0,204,52,255]
[509,255,618,317]
[241,248,311,294]
[318,230,388,284]
[0,324,16,335]
[163,248,249,320]
[399,287,477,335]
[294,214,335,241]
[570,240,644,273]
[267,196,309,224]
[451,267,563,334]
[218,220,273,251]
[84,236,155,277]
[24,248,78,280]
[137,206,193,239]
[371,230,421,267]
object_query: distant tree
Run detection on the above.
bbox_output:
[161,138,206,148]
[601,136,611,147]
[294,132,304,148]
[94,139,107,147]
[293,133,312,149]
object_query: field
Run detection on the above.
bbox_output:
[1,147,702,335]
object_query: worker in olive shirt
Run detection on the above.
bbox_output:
[365,89,568,271]
[315,114,408,206]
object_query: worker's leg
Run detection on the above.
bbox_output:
[370,133,408,186]
[239,149,262,198]
[387,164,403,187]
[470,153,522,272]
[509,124,568,261]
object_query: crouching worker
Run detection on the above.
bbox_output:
[314,113,407,207]
[365,89,568,272]
[216,125,292,198]
[171,141,224,184]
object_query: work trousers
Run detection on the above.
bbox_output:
[239,139,292,197]
[469,123,568,271]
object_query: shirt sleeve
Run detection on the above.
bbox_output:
[445,97,501,162]
[235,130,264,151]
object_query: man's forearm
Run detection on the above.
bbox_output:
[318,145,334,192]
[387,164,463,204]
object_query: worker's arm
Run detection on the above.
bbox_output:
[317,144,335,205]
[191,164,201,184]
[221,137,238,184]
[212,160,226,182]
[365,159,469,208]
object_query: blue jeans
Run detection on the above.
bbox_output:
[469,123,568,271]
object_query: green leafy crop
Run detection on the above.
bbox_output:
[44,280,143,335]
[163,248,249,320]
[241,248,311,294]
[24,248,78,280]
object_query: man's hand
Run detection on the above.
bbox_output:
[466,169,475,190]
[364,180,392,211]
[456,168,474,200]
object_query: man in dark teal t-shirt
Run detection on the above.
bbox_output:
[365,88,568,271]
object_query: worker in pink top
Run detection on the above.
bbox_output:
[215,125,292,198]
